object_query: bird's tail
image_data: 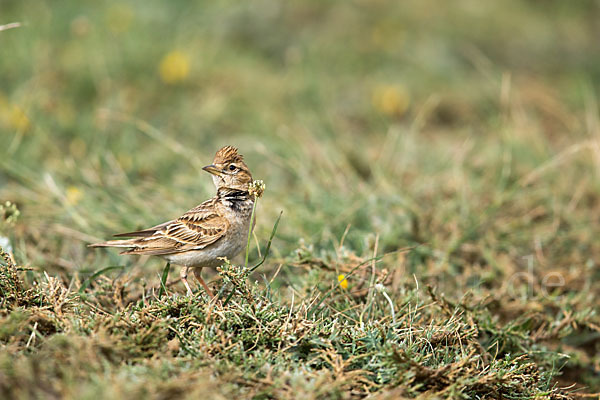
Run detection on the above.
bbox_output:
[88,239,137,249]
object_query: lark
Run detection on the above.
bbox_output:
[89,146,256,297]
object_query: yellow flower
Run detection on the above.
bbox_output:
[8,105,30,131]
[0,95,31,132]
[372,85,410,116]
[338,274,348,289]
[159,51,191,84]
[66,186,83,205]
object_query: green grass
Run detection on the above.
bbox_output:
[1,0,600,398]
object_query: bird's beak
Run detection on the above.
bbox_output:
[202,164,222,176]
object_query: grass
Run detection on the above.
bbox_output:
[1,0,600,398]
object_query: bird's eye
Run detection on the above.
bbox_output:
[228,164,237,171]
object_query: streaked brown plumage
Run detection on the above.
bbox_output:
[89,146,255,296]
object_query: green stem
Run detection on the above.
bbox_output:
[249,210,282,272]
[158,263,170,298]
[244,195,258,269]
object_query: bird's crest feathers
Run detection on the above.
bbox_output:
[214,146,243,164]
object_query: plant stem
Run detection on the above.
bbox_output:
[244,196,258,269]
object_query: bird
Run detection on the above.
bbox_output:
[89,146,256,297]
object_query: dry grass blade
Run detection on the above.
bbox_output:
[0,22,21,32]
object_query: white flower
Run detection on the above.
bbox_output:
[248,180,266,198]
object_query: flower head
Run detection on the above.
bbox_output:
[338,274,348,289]
[159,51,191,84]
[66,186,83,205]
[372,85,410,117]
[248,180,265,198]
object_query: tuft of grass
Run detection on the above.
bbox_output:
[0,256,576,398]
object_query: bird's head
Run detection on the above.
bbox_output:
[202,146,253,191]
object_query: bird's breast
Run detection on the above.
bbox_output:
[220,196,254,238]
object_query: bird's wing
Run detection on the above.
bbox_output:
[91,198,228,256]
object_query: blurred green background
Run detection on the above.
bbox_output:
[3,0,600,289]
[2,0,600,392]
[3,0,600,296]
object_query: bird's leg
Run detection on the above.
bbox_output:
[193,268,214,299]
[180,266,193,296]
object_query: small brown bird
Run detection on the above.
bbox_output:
[89,146,256,297]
